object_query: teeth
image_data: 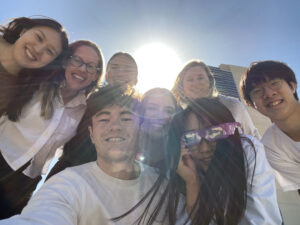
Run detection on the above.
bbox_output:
[73,74,84,81]
[106,137,125,142]
[269,100,282,107]
[25,48,36,61]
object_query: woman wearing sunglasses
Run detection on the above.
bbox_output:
[0,40,104,218]
[164,98,281,225]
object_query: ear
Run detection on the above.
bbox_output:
[134,77,138,85]
[289,81,297,93]
[88,126,95,144]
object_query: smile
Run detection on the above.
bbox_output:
[267,100,283,107]
[72,73,85,81]
[105,137,125,142]
[25,47,37,61]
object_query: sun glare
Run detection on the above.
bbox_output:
[133,43,182,94]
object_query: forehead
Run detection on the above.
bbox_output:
[30,26,63,52]
[184,112,210,131]
[145,94,175,108]
[92,104,136,118]
[73,45,99,64]
[184,66,207,77]
[108,55,136,68]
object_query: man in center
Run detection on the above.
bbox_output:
[1,86,174,225]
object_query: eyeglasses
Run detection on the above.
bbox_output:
[182,122,242,148]
[69,56,100,75]
[250,79,283,100]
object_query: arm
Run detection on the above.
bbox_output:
[0,171,80,225]
[176,146,200,219]
[240,136,282,225]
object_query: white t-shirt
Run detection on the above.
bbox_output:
[262,124,300,192]
[0,89,86,178]
[0,161,186,225]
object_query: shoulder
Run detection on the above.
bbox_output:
[262,124,283,145]
[241,134,265,162]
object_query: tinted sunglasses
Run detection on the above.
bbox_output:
[182,122,242,147]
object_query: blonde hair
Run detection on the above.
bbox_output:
[171,60,218,105]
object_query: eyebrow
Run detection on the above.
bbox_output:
[120,111,133,116]
[37,29,59,55]
[94,111,110,118]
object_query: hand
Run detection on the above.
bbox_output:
[176,144,199,187]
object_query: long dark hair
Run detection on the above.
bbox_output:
[166,98,255,225]
[1,16,69,120]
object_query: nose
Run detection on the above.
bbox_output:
[263,86,277,98]
[78,63,87,72]
[34,43,47,55]
[109,118,122,131]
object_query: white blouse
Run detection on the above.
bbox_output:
[0,89,86,178]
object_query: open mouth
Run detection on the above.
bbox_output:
[25,47,37,61]
[105,137,125,142]
[72,73,85,81]
[267,99,283,108]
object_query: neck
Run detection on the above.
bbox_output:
[0,38,22,75]
[96,157,139,180]
[274,102,300,141]
[61,85,79,104]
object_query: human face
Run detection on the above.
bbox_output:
[64,46,99,91]
[182,66,211,99]
[250,78,297,122]
[13,26,63,69]
[106,55,138,87]
[141,94,175,135]
[184,112,216,171]
[89,104,139,164]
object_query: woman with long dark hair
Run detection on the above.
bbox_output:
[166,98,281,225]
[0,40,104,218]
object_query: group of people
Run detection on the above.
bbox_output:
[0,16,299,225]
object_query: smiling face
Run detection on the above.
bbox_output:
[106,54,138,88]
[250,78,297,122]
[64,45,99,91]
[141,93,176,135]
[182,66,211,99]
[13,26,63,69]
[184,112,216,171]
[88,104,139,164]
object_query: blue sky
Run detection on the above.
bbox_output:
[1,0,300,92]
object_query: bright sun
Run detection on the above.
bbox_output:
[133,43,182,94]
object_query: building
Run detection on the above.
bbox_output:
[209,64,272,136]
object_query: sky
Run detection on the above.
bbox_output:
[1,0,300,93]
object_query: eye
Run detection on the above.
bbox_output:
[121,117,133,122]
[47,49,54,56]
[36,34,43,42]
[164,108,175,115]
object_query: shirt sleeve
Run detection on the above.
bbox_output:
[0,171,80,225]
[218,96,261,140]
[240,136,282,225]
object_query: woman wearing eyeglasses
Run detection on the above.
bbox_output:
[163,98,282,225]
[0,40,104,218]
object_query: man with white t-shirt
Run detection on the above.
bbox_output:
[240,60,300,193]
[0,86,180,225]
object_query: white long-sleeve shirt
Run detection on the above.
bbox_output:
[0,89,86,178]
[240,135,282,224]
[218,95,261,139]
